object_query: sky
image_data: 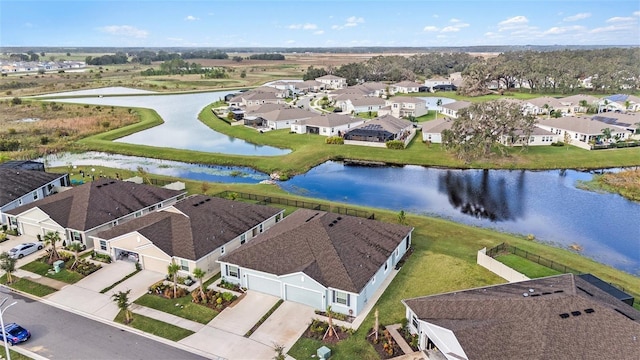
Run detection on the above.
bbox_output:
[1,0,639,48]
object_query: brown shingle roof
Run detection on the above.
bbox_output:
[7,178,184,231]
[0,169,66,207]
[347,115,413,135]
[220,209,413,293]
[404,274,640,360]
[300,113,361,127]
[96,195,283,260]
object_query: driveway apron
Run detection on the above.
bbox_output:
[249,301,315,351]
[208,291,279,336]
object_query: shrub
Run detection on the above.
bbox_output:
[11,97,21,105]
[386,140,405,149]
[221,292,236,302]
[551,141,565,147]
[325,136,344,145]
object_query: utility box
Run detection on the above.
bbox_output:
[317,346,331,360]
[53,260,65,273]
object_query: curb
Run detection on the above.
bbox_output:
[0,284,217,359]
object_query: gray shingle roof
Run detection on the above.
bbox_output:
[96,195,283,260]
[0,169,66,207]
[6,178,184,231]
[220,209,413,293]
[404,274,640,360]
[347,115,413,135]
[300,113,361,127]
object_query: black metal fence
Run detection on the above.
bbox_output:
[486,243,583,275]
[213,191,375,220]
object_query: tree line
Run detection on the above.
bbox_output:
[140,58,228,78]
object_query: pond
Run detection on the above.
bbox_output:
[43,152,639,274]
[41,152,270,184]
[45,89,291,156]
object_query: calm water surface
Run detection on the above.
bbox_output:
[48,90,290,156]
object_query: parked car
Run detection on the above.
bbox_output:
[2,323,30,345]
[8,242,43,259]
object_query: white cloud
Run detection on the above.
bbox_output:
[303,23,317,30]
[498,15,528,31]
[289,23,318,31]
[441,26,460,33]
[286,40,295,44]
[345,16,364,27]
[423,26,439,32]
[543,25,586,35]
[313,30,324,35]
[432,14,439,18]
[634,11,640,17]
[98,25,148,38]
[563,13,591,22]
[589,23,635,34]
[331,25,340,30]
[184,15,199,21]
[167,37,183,42]
[606,16,634,23]
[449,18,461,23]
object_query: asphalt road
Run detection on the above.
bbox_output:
[0,289,209,360]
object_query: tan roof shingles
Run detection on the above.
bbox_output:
[7,178,183,231]
[404,274,640,360]
[220,209,413,293]
[96,195,283,260]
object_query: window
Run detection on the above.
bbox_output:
[72,231,82,242]
[99,240,107,251]
[259,224,263,233]
[220,246,225,255]
[226,265,240,278]
[240,233,246,245]
[333,290,350,306]
[384,260,389,272]
[180,259,189,271]
[33,191,39,200]
[135,211,142,218]
[412,315,419,329]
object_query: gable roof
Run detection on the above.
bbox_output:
[316,74,345,81]
[350,97,387,107]
[388,96,425,104]
[526,96,564,108]
[403,274,640,360]
[251,107,314,122]
[442,101,472,111]
[0,169,66,207]
[96,195,283,260]
[558,94,600,105]
[421,117,453,133]
[220,209,413,293]
[6,178,184,231]
[300,113,362,127]
[392,81,422,88]
[537,116,627,135]
[347,115,413,135]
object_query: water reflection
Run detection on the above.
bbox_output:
[438,170,525,221]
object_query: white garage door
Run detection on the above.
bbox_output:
[140,255,168,274]
[247,274,281,297]
[20,223,42,238]
[285,285,323,310]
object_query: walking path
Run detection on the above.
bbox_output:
[386,323,415,355]
[14,269,68,290]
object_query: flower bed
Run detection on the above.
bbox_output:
[300,319,353,346]
[90,251,112,263]
[148,281,238,312]
[218,279,243,292]
[369,326,402,359]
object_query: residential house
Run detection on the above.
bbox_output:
[296,80,325,93]
[536,116,630,149]
[291,113,365,136]
[440,101,471,119]
[603,94,640,112]
[0,168,69,225]
[558,94,600,114]
[499,127,559,146]
[341,97,387,115]
[5,178,185,247]
[219,209,413,316]
[590,113,640,137]
[228,87,289,108]
[91,195,284,275]
[360,82,389,97]
[422,117,453,143]
[344,115,414,146]
[523,96,566,116]
[315,75,347,90]
[0,160,46,172]
[390,81,422,95]
[244,104,314,130]
[379,96,428,118]
[424,76,451,90]
[402,273,640,360]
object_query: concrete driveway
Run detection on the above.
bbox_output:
[208,291,279,335]
[106,269,164,301]
[74,260,136,292]
[180,325,274,360]
[0,234,47,267]
[249,301,315,352]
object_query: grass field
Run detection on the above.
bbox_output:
[114,310,194,341]
[0,274,58,297]
[496,254,563,278]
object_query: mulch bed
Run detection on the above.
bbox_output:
[314,310,355,323]
[301,319,352,345]
[368,326,403,359]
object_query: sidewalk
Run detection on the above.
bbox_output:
[130,304,205,332]
[386,323,415,355]
[14,269,68,290]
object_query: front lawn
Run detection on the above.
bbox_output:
[134,294,218,324]
[496,254,563,278]
[114,310,194,341]
[20,259,84,284]
[0,274,57,297]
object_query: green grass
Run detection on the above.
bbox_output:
[203,272,221,289]
[7,349,32,360]
[114,310,194,341]
[496,254,563,278]
[288,338,332,359]
[245,299,284,337]
[134,294,218,324]
[20,259,84,284]
[0,274,57,297]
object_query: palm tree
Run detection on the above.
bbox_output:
[0,252,17,284]
[578,100,588,113]
[112,289,132,324]
[167,262,181,299]
[192,267,207,301]
[67,242,83,270]
[601,127,613,142]
[435,99,442,120]
[43,231,61,264]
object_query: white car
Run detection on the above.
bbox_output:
[8,243,43,259]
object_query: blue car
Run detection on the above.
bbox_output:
[2,323,30,345]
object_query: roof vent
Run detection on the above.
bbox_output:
[522,293,529,297]
[559,313,570,319]
[328,223,334,227]
[109,181,116,184]
[529,289,534,293]
[571,311,581,317]
[553,290,564,293]
[193,203,199,207]
[542,292,552,295]
[584,308,595,314]
[199,201,205,205]
[530,294,541,297]
[205,198,211,202]
[332,220,338,224]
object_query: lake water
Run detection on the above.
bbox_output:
[46,89,290,156]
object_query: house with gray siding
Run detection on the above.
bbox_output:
[219,209,413,316]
